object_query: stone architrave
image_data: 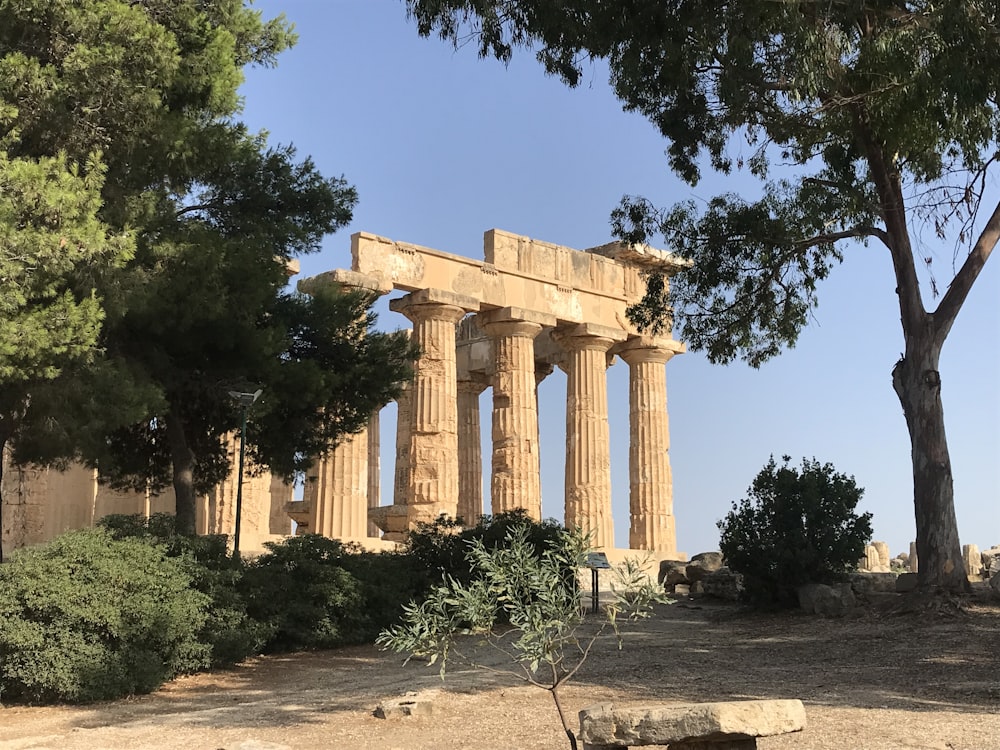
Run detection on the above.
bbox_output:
[477,307,555,521]
[615,335,684,554]
[367,410,381,537]
[554,323,627,549]
[457,375,488,525]
[389,289,479,531]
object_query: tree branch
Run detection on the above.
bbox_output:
[932,197,1000,343]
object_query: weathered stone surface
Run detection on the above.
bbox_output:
[374,692,437,719]
[686,553,723,583]
[615,337,684,554]
[849,572,898,597]
[909,541,919,572]
[964,543,983,579]
[691,551,724,568]
[797,582,856,617]
[658,560,689,586]
[555,325,626,549]
[896,572,919,593]
[702,567,743,601]
[989,571,1000,597]
[237,741,292,750]
[984,547,1000,578]
[578,700,806,747]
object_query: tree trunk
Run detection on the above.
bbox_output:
[165,412,198,536]
[891,338,969,593]
[0,434,6,563]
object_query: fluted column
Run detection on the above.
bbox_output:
[390,289,478,528]
[308,426,369,539]
[392,382,412,507]
[457,376,488,525]
[616,336,683,554]
[478,308,553,520]
[554,324,626,549]
[367,410,381,537]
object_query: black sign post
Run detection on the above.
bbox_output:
[583,552,611,613]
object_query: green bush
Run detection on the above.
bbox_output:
[407,509,569,587]
[100,513,268,666]
[718,455,873,608]
[0,528,210,703]
[240,534,368,651]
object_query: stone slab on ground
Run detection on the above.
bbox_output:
[578,699,806,748]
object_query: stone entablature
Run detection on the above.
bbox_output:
[304,229,689,555]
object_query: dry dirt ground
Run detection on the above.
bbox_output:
[2,592,999,750]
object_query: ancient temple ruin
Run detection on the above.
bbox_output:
[294,229,689,554]
[1,228,688,557]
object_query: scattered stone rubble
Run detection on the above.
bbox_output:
[658,540,1000,615]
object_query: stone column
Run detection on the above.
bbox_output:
[478,308,554,521]
[389,289,478,530]
[457,376,488,525]
[554,324,626,549]
[307,426,369,539]
[367,410,381,537]
[615,335,683,554]
[392,382,412,508]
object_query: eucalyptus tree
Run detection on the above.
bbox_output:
[405,0,999,592]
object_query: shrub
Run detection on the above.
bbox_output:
[240,534,368,651]
[100,513,268,666]
[379,523,669,750]
[406,509,569,588]
[0,528,210,703]
[718,455,873,608]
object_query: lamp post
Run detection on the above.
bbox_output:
[228,388,262,559]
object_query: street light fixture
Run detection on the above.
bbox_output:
[228,388,262,559]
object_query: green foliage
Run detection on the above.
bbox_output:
[240,535,373,651]
[718,456,873,608]
[406,509,569,590]
[405,0,984,592]
[99,513,268,666]
[0,528,210,703]
[379,523,669,748]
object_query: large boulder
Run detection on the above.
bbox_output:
[702,567,743,602]
[657,560,689,587]
[686,551,724,583]
[797,582,856,617]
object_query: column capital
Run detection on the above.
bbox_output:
[390,288,480,323]
[476,307,557,336]
[552,322,627,350]
[613,335,686,365]
[297,269,384,296]
[457,374,490,395]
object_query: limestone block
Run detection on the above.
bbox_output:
[849,572,898,597]
[685,553,723,583]
[658,560,689,586]
[963,544,983,579]
[702,567,743,602]
[873,541,891,570]
[374,692,437,719]
[983,547,1000,578]
[578,700,806,748]
[990,572,1000,597]
[797,583,856,617]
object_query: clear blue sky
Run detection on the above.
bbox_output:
[240,1,1000,557]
